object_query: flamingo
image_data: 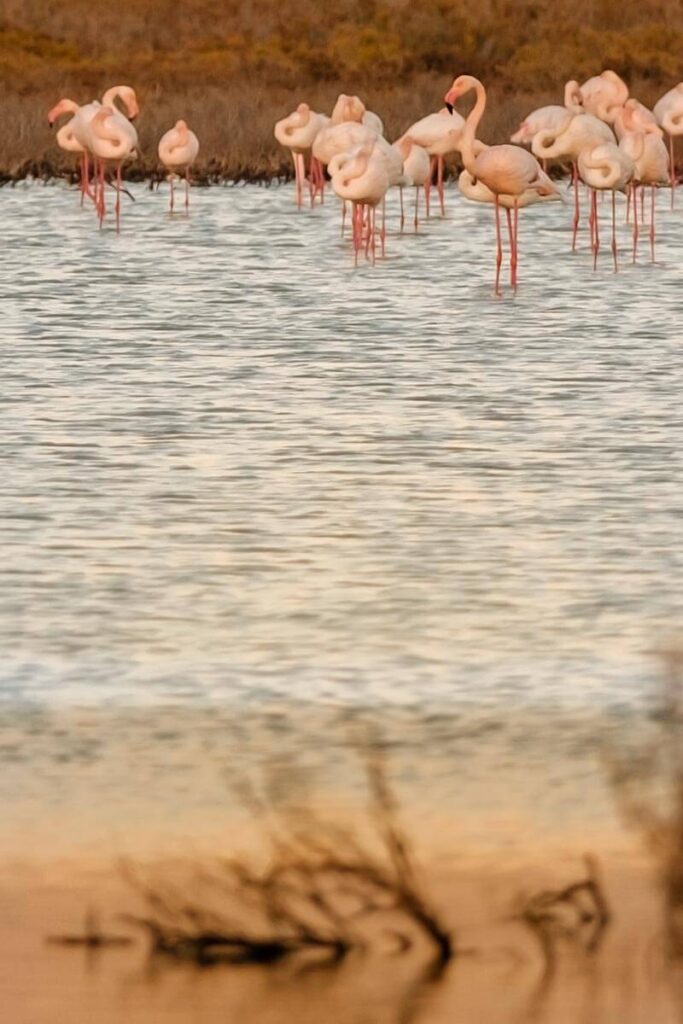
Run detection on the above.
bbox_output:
[444,74,563,295]
[87,106,138,231]
[330,94,384,136]
[274,103,330,207]
[510,81,583,148]
[458,167,565,287]
[396,108,465,216]
[532,113,615,250]
[158,120,199,213]
[653,83,683,208]
[392,137,431,230]
[47,99,93,205]
[329,140,389,264]
[578,70,629,124]
[613,99,662,141]
[68,85,139,219]
[619,129,669,261]
[577,142,634,271]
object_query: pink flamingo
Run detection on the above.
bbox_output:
[274,103,330,207]
[445,74,563,295]
[653,83,683,208]
[578,71,629,124]
[68,86,139,218]
[577,142,634,271]
[532,113,615,250]
[392,137,431,231]
[396,108,465,216]
[619,128,669,261]
[47,99,93,204]
[329,140,390,264]
[510,81,584,150]
[330,94,384,136]
[87,106,138,231]
[158,120,200,212]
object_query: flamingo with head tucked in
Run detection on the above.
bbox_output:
[653,83,683,207]
[510,81,584,149]
[158,120,200,213]
[87,105,138,230]
[578,71,629,124]
[329,139,390,264]
[444,74,563,295]
[330,94,384,136]
[274,103,330,207]
[577,142,634,271]
[619,123,669,261]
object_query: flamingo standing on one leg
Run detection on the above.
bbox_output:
[532,114,615,250]
[158,120,200,213]
[444,74,563,295]
[274,103,330,207]
[577,142,634,271]
[86,106,138,231]
[47,99,93,204]
[653,83,683,208]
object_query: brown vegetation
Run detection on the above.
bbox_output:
[1,0,683,181]
[122,744,453,968]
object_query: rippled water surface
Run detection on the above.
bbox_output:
[1,180,682,710]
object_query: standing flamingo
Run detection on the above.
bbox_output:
[619,128,669,261]
[577,142,634,271]
[87,106,138,231]
[613,99,662,141]
[510,81,583,148]
[578,71,629,124]
[274,103,330,207]
[653,83,683,208]
[68,85,139,220]
[396,108,465,216]
[47,99,93,204]
[330,94,384,136]
[444,75,562,295]
[329,140,390,264]
[392,137,431,230]
[158,121,200,212]
[532,113,615,250]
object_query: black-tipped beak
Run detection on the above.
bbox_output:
[445,102,454,115]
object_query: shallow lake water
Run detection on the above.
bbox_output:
[0,179,682,851]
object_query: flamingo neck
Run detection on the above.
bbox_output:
[460,80,486,174]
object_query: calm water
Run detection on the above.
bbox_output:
[0,180,682,853]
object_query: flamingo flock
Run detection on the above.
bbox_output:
[48,86,199,230]
[46,71,683,296]
[274,70,683,295]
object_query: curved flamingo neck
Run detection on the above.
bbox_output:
[460,80,487,174]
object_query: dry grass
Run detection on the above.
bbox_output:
[1,0,683,180]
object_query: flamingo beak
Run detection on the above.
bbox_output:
[445,102,454,115]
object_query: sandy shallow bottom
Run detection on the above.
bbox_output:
[2,845,681,1024]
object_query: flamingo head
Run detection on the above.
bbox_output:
[175,119,188,131]
[47,98,78,127]
[444,75,478,114]
[510,121,531,145]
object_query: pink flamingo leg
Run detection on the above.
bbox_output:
[380,198,386,256]
[625,184,631,224]
[170,176,175,213]
[670,135,676,211]
[650,185,656,262]
[437,155,445,216]
[572,162,580,252]
[632,184,639,263]
[115,163,122,233]
[512,200,519,291]
[640,186,645,225]
[493,196,503,298]
[611,189,618,273]
[185,171,190,212]
[505,208,514,288]
[426,156,435,217]
[414,185,420,232]
[592,190,600,271]
[399,186,405,233]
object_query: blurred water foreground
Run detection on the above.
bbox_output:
[4,657,683,1022]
